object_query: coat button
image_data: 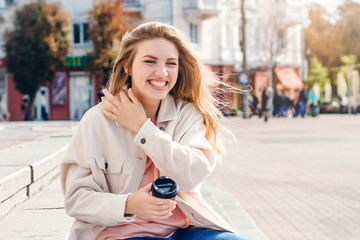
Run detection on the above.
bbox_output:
[159,126,165,131]
[140,138,146,144]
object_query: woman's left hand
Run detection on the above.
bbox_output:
[102,88,147,133]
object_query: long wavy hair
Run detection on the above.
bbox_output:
[107,22,224,154]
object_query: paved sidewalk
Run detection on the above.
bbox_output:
[0,120,267,240]
[212,114,360,240]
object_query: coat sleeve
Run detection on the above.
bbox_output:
[60,113,135,226]
[133,103,217,192]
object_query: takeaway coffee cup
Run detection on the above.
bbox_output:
[151,176,178,199]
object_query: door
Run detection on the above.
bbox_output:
[70,75,93,120]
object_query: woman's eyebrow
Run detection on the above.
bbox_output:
[143,55,178,61]
[143,55,157,59]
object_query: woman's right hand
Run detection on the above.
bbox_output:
[125,183,176,220]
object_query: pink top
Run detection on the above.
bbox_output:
[97,157,189,240]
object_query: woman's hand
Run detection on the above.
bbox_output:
[125,183,176,220]
[102,88,147,133]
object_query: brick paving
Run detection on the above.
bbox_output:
[212,115,360,240]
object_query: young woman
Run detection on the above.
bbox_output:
[60,22,250,240]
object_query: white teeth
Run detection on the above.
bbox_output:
[149,80,166,87]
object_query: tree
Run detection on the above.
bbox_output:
[337,1,360,58]
[305,4,340,68]
[4,2,70,120]
[254,0,302,88]
[87,0,128,84]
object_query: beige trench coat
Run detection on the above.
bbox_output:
[60,94,235,240]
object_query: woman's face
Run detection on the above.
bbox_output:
[127,38,179,105]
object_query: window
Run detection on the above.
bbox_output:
[5,0,17,5]
[190,23,199,44]
[73,22,90,46]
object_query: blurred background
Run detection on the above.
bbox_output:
[0,0,359,121]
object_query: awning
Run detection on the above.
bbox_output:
[275,67,304,90]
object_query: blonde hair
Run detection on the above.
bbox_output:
[108,22,223,154]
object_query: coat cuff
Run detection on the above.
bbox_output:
[111,193,136,223]
[133,118,158,150]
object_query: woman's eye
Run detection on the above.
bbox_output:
[167,62,177,66]
[144,60,155,63]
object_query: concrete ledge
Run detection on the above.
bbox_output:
[31,146,67,182]
[0,139,70,219]
[202,177,268,240]
[0,188,28,219]
[0,166,31,203]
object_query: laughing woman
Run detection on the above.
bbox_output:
[60,22,250,240]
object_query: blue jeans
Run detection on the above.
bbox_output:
[124,226,251,240]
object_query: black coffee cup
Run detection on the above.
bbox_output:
[151,176,178,199]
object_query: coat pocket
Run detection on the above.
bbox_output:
[94,156,125,193]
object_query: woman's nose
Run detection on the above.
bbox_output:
[155,64,168,78]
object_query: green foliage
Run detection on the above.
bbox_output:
[4,2,70,120]
[338,54,357,87]
[87,0,128,80]
[307,57,330,98]
[340,54,357,66]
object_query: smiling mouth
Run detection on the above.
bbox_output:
[149,80,168,88]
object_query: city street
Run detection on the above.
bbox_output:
[213,114,360,240]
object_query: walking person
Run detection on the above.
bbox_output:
[251,94,258,117]
[0,94,10,121]
[60,22,250,240]
[273,84,284,117]
[298,87,307,118]
[261,86,273,122]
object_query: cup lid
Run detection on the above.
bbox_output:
[151,176,178,199]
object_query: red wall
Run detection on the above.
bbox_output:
[7,75,25,121]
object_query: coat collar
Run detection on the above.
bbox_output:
[157,94,177,123]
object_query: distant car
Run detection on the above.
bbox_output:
[319,100,340,114]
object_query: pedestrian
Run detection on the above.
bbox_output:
[60,22,249,240]
[261,85,273,122]
[307,88,320,117]
[39,89,48,120]
[273,84,284,117]
[251,94,258,117]
[97,84,105,103]
[297,87,307,118]
[0,94,10,121]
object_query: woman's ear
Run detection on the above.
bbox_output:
[124,62,130,75]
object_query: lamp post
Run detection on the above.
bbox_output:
[240,0,249,118]
[347,66,352,114]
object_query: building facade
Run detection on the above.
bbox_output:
[0,0,308,120]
